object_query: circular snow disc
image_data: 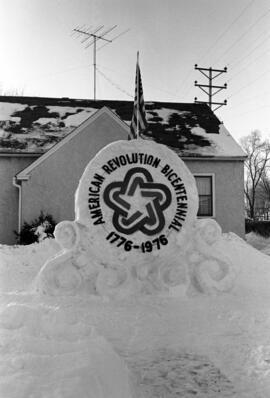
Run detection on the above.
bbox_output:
[75,139,198,263]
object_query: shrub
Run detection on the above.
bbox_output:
[15,211,56,245]
[245,219,270,237]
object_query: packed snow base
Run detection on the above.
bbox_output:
[1,228,270,397]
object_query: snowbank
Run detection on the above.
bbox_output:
[221,232,270,298]
[246,231,270,255]
[0,231,270,397]
[0,303,138,398]
[0,239,60,292]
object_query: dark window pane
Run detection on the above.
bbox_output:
[195,176,213,217]
[196,176,211,195]
[198,195,212,216]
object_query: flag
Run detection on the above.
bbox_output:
[130,52,147,139]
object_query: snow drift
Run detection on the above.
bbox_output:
[1,229,270,397]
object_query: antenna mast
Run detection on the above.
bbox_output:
[72,25,129,100]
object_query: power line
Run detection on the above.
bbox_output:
[215,7,270,64]
[228,104,270,119]
[199,0,255,64]
[228,67,270,99]
[228,45,270,83]
[175,1,254,98]
[228,31,270,73]
[174,67,195,98]
[96,66,133,98]
[25,64,90,85]
[228,90,270,109]
[178,78,197,102]
[175,1,255,100]
[97,63,179,99]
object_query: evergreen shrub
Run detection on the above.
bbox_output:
[15,211,56,245]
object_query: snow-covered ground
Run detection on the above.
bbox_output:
[246,232,270,256]
[1,233,270,397]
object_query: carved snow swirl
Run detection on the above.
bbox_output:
[54,221,80,250]
[195,219,222,255]
[131,262,165,294]
[132,262,159,281]
[36,252,83,296]
[193,259,235,294]
[95,267,131,298]
[159,262,187,287]
[191,219,235,294]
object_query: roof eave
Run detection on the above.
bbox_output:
[0,152,41,157]
[181,155,247,161]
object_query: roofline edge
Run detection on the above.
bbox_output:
[15,106,129,179]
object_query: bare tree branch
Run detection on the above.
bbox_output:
[240,130,270,219]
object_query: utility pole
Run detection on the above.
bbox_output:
[194,65,227,111]
[72,25,129,100]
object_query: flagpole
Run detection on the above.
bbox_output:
[136,51,139,139]
[130,51,147,140]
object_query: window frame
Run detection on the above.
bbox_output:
[194,173,215,218]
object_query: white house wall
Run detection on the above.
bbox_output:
[0,155,38,244]
[185,159,245,237]
[20,112,128,227]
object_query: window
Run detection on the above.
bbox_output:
[195,175,214,217]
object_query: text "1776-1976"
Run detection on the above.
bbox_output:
[106,231,168,253]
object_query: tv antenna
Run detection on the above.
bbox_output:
[72,25,130,100]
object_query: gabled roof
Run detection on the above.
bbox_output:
[0,95,246,158]
[16,106,129,180]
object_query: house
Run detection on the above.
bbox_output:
[0,95,246,244]
[251,182,270,220]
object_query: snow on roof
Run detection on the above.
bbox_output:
[0,96,245,158]
[0,102,25,122]
[173,124,245,157]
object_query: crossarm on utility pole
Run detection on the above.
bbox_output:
[194,65,227,111]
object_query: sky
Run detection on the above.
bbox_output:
[0,0,270,143]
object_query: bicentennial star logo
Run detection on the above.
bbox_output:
[103,167,172,236]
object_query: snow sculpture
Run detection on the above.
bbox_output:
[36,139,236,297]
[187,219,236,295]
